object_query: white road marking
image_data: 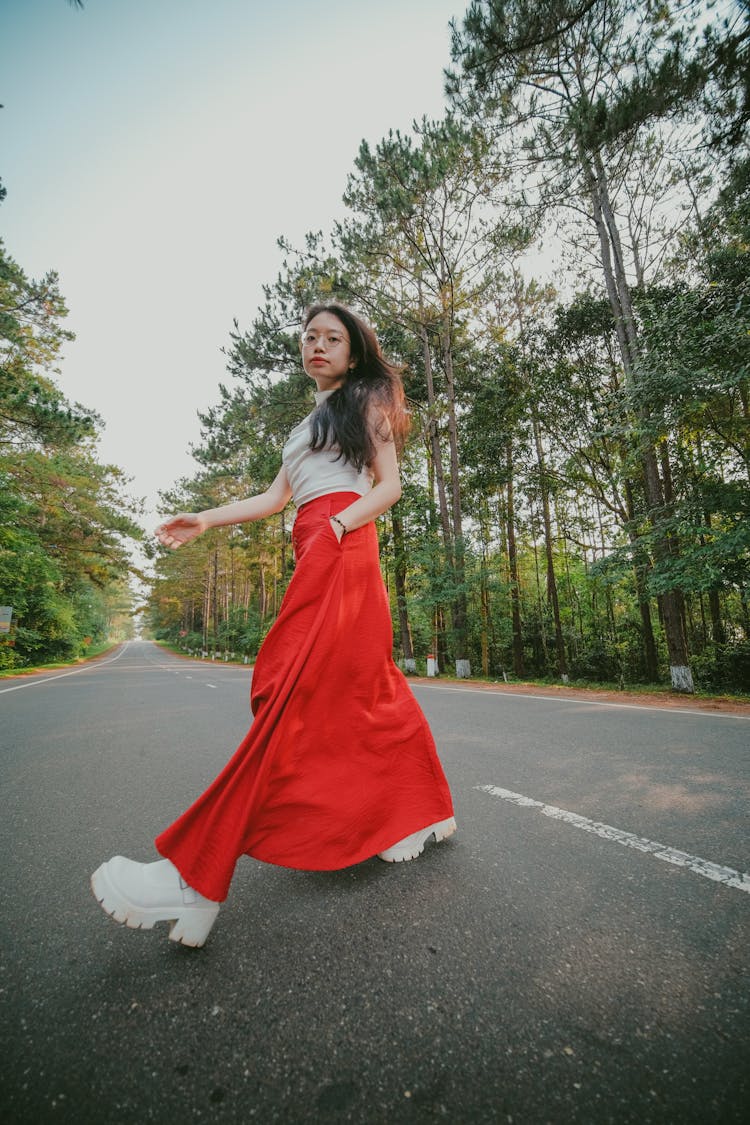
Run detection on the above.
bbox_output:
[0,644,128,694]
[417,683,749,720]
[206,684,217,689]
[476,784,750,895]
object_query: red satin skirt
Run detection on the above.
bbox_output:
[155,492,454,901]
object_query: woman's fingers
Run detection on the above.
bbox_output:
[154,513,200,548]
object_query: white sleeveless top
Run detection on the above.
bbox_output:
[282,389,373,508]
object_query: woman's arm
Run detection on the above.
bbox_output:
[155,465,292,550]
[328,423,402,540]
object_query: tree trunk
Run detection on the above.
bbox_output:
[418,319,459,671]
[258,562,267,623]
[212,549,219,653]
[624,480,659,681]
[583,145,693,690]
[480,570,490,677]
[479,497,492,678]
[701,511,727,647]
[436,605,449,674]
[708,590,726,647]
[532,406,568,680]
[202,560,211,654]
[279,509,288,585]
[505,443,525,677]
[391,506,416,672]
[530,506,549,672]
[441,328,470,677]
[419,323,453,558]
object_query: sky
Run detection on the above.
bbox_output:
[2,0,464,532]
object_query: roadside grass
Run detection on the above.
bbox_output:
[151,641,750,704]
[443,673,750,705]
[8,639,748,704]
[0,641,119,679]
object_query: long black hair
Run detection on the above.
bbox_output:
[303,302,409,471]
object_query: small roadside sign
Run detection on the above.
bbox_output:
[0,607,12,634]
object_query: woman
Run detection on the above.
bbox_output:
[91,303,456,947]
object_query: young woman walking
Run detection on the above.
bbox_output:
[91,303,456,947]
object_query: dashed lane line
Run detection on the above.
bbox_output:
[476,783,750,896]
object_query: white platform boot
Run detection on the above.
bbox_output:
[377,817,457,863]
[91,857,219,948]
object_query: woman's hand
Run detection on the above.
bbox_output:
[329,516,346,542]
[154,513,208,550]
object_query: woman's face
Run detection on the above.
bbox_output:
[300,311,353,390]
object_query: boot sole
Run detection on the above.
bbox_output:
[378,817,457,863]
[90,862,219,948]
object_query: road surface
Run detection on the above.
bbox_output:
[1,641,748,1123]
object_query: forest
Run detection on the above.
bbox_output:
[4,1,748,692]
[146,0,749,694]
[0,214,140,667]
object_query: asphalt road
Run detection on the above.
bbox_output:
[1,641,748,1124]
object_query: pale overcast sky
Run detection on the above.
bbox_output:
[2,0,462,526]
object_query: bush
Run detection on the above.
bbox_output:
[692,641,750,692]
[567,635,622,682]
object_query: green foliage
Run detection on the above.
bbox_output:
[142,1,748,694]
[0,240,97,449]
[0,239,141,667]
